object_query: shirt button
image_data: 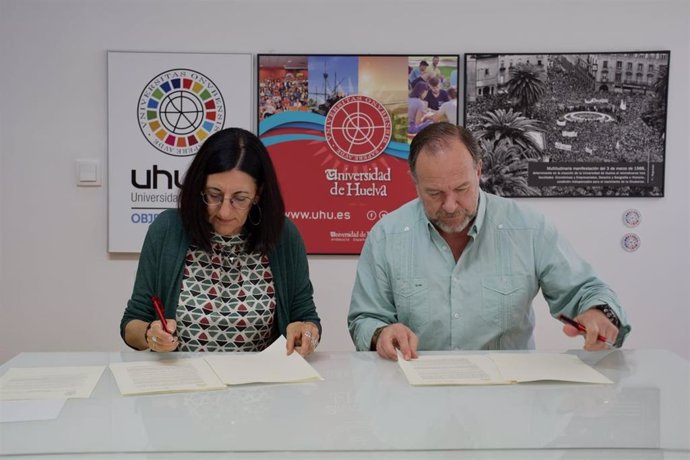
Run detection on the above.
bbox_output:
[498,224,504,229]
[453,313,460,319]
[403,226,409,231]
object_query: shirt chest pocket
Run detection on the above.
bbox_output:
[480,275,530,325]
[394,278,429,329]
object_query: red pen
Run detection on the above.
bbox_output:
[151,296,172,335]
[558,314,614,347]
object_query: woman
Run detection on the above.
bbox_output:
[408,81,435,135]
[121,128,321,357]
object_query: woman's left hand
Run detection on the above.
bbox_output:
[286,321,320,357]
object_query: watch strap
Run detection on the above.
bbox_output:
[370,326,386,351]
[594,304,620,328]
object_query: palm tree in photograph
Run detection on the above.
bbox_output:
[475,108,544,160]
[507,63,546,117]
[479,139,539,197]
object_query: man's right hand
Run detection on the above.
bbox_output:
[375,323,419,361]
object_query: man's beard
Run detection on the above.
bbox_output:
[430,210,476,234]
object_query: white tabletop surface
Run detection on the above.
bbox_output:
[0,349,688,458]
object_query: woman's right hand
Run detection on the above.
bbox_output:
[146,319,178,352]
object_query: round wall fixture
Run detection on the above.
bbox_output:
[621,233,641,252]
[622,209,641,228]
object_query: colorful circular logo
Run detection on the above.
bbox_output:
[138,68,225,156]
[324,95,392,163]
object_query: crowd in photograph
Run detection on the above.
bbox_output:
[534,59,665,164]
[465,54,666,196]
[258,78,309,121]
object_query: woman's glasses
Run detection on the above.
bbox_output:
[201,191,254,210]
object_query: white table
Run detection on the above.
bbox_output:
[1,349,688,459]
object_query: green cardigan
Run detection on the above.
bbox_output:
[120,209,321,348]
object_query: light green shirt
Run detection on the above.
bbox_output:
[348,191,630,351]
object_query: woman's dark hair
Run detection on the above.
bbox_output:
[409,81,429,99]
[179,127,285,254]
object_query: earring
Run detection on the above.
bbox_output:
[248,203,262,226]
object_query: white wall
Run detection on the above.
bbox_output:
[1,0,688,363]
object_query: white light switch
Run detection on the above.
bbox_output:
[76,159,101,186]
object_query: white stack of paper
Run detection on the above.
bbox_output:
[109,335,323,396]
[0,366,105,400]
[397,352,612,386]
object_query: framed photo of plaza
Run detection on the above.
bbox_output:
[464,52,670,197]
[257,54,460,254]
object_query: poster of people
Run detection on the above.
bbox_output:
[258,54,460,254]
[464,52,670,197]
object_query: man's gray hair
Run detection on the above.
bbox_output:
[408,123,482,177]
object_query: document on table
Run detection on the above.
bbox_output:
[0,366,105,400]
[397,352,612,386]
[109,357,225,396]
[110,336,322,395]
[204,335,323,385]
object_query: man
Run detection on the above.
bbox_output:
[348,123,630,360]
[428,55,445,81]
[424,77,450,111]
[408,60,429,88]
[434,86,458,125]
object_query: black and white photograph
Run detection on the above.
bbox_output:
[464,52,670,197]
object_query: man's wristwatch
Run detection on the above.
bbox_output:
[370,326,386,351]
[593,304,620,328]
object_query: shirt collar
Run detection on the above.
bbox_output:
[419,200,435,239]
[469,190,487,238]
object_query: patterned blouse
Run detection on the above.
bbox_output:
[176,233,277,352]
